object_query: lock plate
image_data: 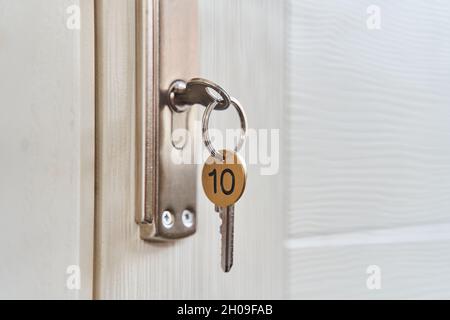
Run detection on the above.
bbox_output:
[136,0,198,240]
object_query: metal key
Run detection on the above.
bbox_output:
[216,204,235,272]
[202,150,246,272]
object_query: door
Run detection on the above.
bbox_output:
[94,0,284,299]
[95,0,450,299]
[285,0,450,299]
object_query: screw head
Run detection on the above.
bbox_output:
[161,210,174,229]
[181,210,195,228]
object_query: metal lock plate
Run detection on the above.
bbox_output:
[135,0,199,240]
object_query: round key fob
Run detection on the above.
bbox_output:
[202,150,247,207]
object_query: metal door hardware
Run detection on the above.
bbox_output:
[135,0,199,241]
[135,0,248,246]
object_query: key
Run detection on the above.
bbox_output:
[202,150,247,273]
[216,204,235,272]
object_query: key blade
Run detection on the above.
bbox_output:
[219,205,234,273]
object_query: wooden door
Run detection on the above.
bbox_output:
[285,0,450,299]
[2,0,450,300]
[94,0,284,299]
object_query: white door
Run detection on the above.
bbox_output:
[95,0,450,299]
[285,0,450,299]
[94,0,284,299]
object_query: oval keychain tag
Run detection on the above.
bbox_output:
[201,150,247,207]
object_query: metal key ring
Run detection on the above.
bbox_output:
[202,97,248,161]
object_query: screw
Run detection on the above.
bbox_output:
[161,210,174,229]
[181,210,195,228]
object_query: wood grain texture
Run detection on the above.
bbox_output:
[95,0,284,299]
[286,0,450,299]
[286,0,450,237]
[0,0,95,299]
[288,225,450,299]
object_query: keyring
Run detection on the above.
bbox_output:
[202,97,248,161]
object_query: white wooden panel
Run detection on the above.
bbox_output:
[288,224,450,299]
[287,0,450,237]
[0,0,95,299]
[95,0,284,299]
